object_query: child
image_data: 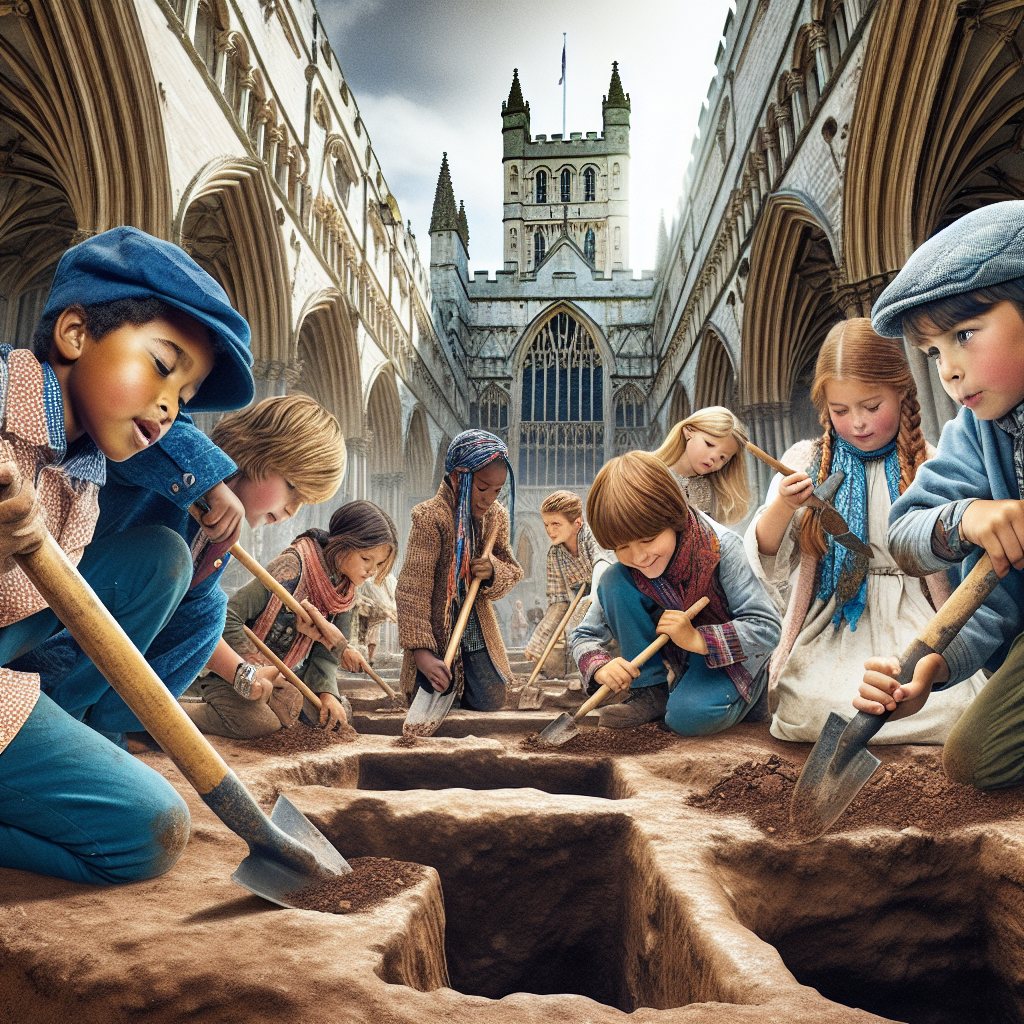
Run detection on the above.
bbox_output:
[183,501,397,739]
[0,225,253,883]
[397,430,522,711]
[20,394,347,741]
[524,489,611,664]
[860,200,1024,789]
[510,599,529,647]
[570,451,780,733]
[744,319,986,743]
[654,406,751,524]
[354,571,397,665]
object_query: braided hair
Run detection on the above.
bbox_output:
[799,318,927,560]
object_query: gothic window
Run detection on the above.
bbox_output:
[194,1,217,77]
[510,226,518,251]
[224,47,246,118]
[247,77,265,143]
[615,386,646,428]
[334,158,353,206]
[560,168,571,203]
[510,164,519,196]
[612,162,621,190]
[584,228,595,263]
[470,384,510,442]
[519,310,605,486]
[583,166,595,202]
[535,169,547,204]
[534,231,545,267]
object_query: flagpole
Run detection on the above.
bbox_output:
[562,32,567,138]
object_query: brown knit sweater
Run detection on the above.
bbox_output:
[396,483,522,701]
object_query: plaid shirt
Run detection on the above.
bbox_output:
[0,346,105,754]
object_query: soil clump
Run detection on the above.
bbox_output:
[285,857,426,913]
[690,751,1024,840]
[520,721,678,756]
[244,721,355,754]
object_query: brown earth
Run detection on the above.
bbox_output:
[520,721,679,756]
[244,721,357,753]
[285,857,426,913]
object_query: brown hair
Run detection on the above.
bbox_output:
[653,406,751,524]
[211,394,346,506]
[799,318,927,559]
[587,451,690,551]
[540,490,584,522]
[296,500,398,586]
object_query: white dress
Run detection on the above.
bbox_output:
[744,444,987,744]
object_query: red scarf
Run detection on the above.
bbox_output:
[249,536,355,669]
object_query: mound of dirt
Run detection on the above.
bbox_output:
[690,751,1024,840]
[520,722,678,757]
[285,857,426,913]
[244,721,356,754]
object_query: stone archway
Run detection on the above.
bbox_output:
[404,406,434,500]
[694,330,737,411]
[366,366,403,529]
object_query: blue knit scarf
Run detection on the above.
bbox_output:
[816,434,901,631]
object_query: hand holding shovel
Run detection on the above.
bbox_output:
[537,596,710,746]
[789,552,1000,840]
[518,583,588,709]
[745,442,871,558]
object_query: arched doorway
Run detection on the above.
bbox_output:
[694,330,738,411]
[366,367,403,530]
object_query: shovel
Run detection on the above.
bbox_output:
[789,551,999,840]
[537,596,710,746]
[13,530,351,909]
[518,583,588,709]
[745,442,872,558]
[190,501,405,709]
[403,522,499,738]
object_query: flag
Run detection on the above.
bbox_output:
[559,38,565,85]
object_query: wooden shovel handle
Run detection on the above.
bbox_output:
[917,552,999,655]
[242,625,321,709]
[443,521,499,670]
[524,583,588,688]
[14,536,230,793]
[228,543,312,625]
[746,443,824,509]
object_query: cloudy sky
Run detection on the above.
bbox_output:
[318,0,731,275]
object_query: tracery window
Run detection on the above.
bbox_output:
[584,228,595,263]
[519,311,604,486]
[194,1,217,77]
[535,169,547,204]
[470,384,510,442]
[334,158,353,206]
[534,231,545,267]
[560,168,571,203]
[583,167,595,202]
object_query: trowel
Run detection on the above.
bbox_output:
[403,523,498,738]
[789,552,999,841]
[517,583,588,709]
[537,596,709,746]
[745,442,872,558]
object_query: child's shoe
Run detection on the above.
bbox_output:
[597,682,668,729]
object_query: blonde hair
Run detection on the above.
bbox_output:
[799,318,927,559]
[540,490,584,522]
[211,394,346,505]
[587,451,690,551]
[654,406,750,525]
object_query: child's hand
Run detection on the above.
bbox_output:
[594,657,639,694]
[341,646,364,673]
[199,482,244,546]
[777,471,815,511]
[0,462,46,574]
[297,599,343,648]
[317,692,348,730]
[413,648,452,692]
[470,555,494,581]
[656,610,710,655]
[522,650,536,662]
[857,653,949,720]
[959,499,1024,577]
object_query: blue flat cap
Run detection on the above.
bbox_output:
[42,226,254,412]
[872,201,1024,338]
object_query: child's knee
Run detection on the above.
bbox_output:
[103,781,190,884]
[664,695,733,737]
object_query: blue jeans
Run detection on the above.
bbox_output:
[414,647,507,712]
[600,566,764,737]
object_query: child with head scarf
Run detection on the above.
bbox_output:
[396,430,523,710]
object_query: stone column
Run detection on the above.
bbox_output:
[239,68,255,132]
[776,106,794,162]
[214,29,232,91]
[344,437,368,502]
[787,72,808,136]
[810,23,831,93]
[845,0,863,26]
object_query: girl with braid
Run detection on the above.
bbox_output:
[744,318,986,743]
[396,430,522,710]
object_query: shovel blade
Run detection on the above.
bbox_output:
[232,794,351,909]
[813,470,845,506]
[789,712,882,840]
[536,711,578,747]
[518,683,546,709]
[403,682,459,738]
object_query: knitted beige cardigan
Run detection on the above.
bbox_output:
[396,483,522,701]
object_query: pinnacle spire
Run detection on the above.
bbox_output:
[429,152,459,234]
[457,200,470,253]
[503,67,527,115]
[604,60,630,111]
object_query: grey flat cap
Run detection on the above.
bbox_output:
[871,201,1024,338]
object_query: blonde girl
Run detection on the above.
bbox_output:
[744,319,985,743]
[654,406,751,525]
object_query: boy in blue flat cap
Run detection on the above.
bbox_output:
[0,225,253,884]
[858,200,1024,791]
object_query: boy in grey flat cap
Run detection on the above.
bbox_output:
[859,200,1024,791]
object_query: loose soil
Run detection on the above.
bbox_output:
[244,721,356,754]
[690,751,1024,840]
[284,857,426,913]
[520,722,679,756]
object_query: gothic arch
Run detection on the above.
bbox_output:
[365,366,403,476]
[293,290,362,439]
[669,382,691,427]
[177,157,291,366]
[843,1,1024,295]
[404,405,433,496]
[694,330,737,410]
[513,300,615,372]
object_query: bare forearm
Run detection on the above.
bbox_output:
[755,496,796,556]
[206,637,246,680]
